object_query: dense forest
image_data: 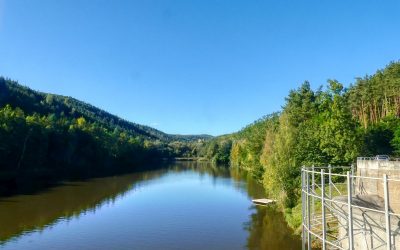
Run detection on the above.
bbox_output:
[199,61,400,231]
[2,62,400,231]
[0,78,211,195]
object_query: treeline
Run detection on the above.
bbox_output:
[0,78,212,143]
[200,61,400,231]
[0,78,210,195]
[348,63,400,127]
[196,135,232,164]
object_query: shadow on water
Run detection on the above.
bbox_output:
[0,161,173,198]
[0,168,169,242]
[0,161,301,249]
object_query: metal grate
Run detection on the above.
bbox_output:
[301,165,400,250]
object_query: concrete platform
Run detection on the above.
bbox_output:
[252,198,276,206]
[332,194,400,249]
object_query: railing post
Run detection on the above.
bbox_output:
[312,165,315,221]
[328,164,332,200]
[383,174,391,250]
[347,171,354,250]
[301,167,306,250]
[321,169,326,250]
[351,164,355,195]
[307,169,312,250]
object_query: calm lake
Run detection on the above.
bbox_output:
[0,161,300,250]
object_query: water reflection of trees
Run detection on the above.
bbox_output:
[174,161,302,249]
[245,206,301,250]
[0,168,168,242]
[0,161,301,249]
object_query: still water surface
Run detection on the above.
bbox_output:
[0,162,300,250]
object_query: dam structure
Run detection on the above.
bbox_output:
[301,158,400,250]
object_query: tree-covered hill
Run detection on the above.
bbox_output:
[0,78,211,195]
[0,78,211,142]
[199,61,400,231]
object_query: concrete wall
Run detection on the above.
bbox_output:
[357,159,400,213]
[334,159,400,249]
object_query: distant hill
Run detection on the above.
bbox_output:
[0,77,212,195]
[0,78,212,142]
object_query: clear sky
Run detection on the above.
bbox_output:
[0,0,399,135]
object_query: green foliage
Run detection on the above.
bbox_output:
[198,137,233,164]
[231,113,279,177]
[0,78,212,195]
[361,116,399,156]
[2,60,400,230]
[0,77,212,143]
[284,202,303,234]
[347,62,400,127]
[197,62,400,230]
[317,80,360,165]
[392,124,400,155]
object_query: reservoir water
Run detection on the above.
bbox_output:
[0,161,301,250]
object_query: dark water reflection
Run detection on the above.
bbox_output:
[0,161,300,250]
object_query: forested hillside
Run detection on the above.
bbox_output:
[0,78,211,195]
[200,61,400,231]
[2,61,399,226]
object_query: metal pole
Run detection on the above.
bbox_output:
[312,165,315,221]
[347,171,354,250]
[328,164,332,200]
[307,169,312,250]
[383,174,391,250]
[301,168,306,250]
[321,169,326,250]
[351,164,355,195]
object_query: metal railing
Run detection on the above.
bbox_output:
[357,157,400,161]
[301,165,400,250]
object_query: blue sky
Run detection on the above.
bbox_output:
[0,0,399,135]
